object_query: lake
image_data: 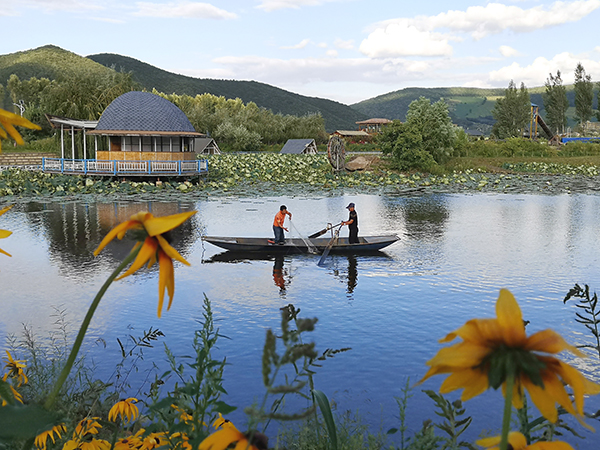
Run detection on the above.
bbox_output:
[1,193,600,448]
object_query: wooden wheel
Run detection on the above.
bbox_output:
[327,136,346,171]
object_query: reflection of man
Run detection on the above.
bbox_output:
[347,255,357,294]
[272,256,286,291]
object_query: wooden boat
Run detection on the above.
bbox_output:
[202,235,399,254]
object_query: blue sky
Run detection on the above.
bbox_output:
[3,0,600,104]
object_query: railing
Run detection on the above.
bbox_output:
[42,158,208,176]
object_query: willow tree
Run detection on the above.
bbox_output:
[491,80,530,139]
[543,71,569,134]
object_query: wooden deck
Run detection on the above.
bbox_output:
[41,158,208,177]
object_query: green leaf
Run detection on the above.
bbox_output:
[214,401,237,415]
[312,389,337,450]
[0,404,61,439]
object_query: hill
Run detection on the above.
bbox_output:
[87,53,365,132]
[0,45,365,132]
[350,85,583,133]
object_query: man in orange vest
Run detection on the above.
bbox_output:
[272,205,292,244]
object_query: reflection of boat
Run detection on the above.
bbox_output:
[202,235,400,254]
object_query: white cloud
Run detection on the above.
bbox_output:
[499,45,521,57]
[9,0,103,12]
[134,1,237,19]
[256,0,338,12]
[488,52,600,86]
[334,38,354,50]
[360,23,453,57]
[326,49,338,57]
[361,1,600,57]
[417,1,600,39]
[280,39,311,50]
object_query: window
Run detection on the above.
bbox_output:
[142,136,152,152]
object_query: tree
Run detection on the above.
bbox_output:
[378,97,457,171]
[543,71,568,134]
[491,80,530,139]
[574,62,594,126]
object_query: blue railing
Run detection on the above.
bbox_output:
[42,158,208,176]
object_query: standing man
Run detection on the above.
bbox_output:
[343,202,359,243]
[272,205,292,245]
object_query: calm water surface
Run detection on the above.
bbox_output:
[1,193,600,449]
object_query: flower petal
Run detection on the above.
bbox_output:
[115,239,156,280]
[426,342,491,369]
[93,220,139,256]
[525,329,585,357]
[142,211,196,237]
[157,250,174,317]
[496,289,527,347]
[156,234,190,265]
[439,368,489,400]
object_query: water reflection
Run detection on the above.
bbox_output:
[272,256,288,294]
[22,201,198,281]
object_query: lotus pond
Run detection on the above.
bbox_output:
[2,191,600,448]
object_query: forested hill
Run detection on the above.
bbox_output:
[87,53,365,132]
[351,86,578,133]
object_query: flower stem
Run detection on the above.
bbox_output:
[500,373,515,450]
[44,247,140,409]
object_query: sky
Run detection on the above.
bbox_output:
[3,0,600,105]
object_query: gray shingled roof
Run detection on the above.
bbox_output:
[280,139,317,154]
[95,91,196,132]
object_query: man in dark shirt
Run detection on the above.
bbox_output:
[342,202,359,244]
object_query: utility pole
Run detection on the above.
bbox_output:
[13,99,25,116]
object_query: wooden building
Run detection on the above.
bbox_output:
[356,118,392,134]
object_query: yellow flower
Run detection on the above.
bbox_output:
[171,403,193,424]
[34,424,67,450]
[477,431,575,450]
[73,418,102,438]
[3,350,28,386]
[63,438,110,450]
[139,432,168,450]
[169,432,192,450]
[0,205,13,257]
[108,397,139,424]
[0,108,41,153]
[199,416,268,450]
[420,289,600,427]
[113,429,145,450]
[1,373,23,406]
[93,210,196,317]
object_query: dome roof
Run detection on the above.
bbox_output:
[96,91,196,133]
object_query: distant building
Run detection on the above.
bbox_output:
[88,91,205,162]
[280,138,318,154]
[356,118,392,134]
[194,137,221,155]
[332,130,371,143]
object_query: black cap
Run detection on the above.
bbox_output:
[346,203,355,209]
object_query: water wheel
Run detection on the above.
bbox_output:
[327,136,346,171]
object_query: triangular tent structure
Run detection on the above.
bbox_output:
[194,137,221,154]
[280,139,318,154]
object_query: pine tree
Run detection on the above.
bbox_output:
[574,63,594,127]
[543,71,568,135]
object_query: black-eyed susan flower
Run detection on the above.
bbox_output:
[93,210,196,317]
[1,373,23,406]
[420,289,600,427]
[73,418,102,438]
[3,350,27,386]
[199,415,268,450]
[0,205,13,258]
[63,438,110,450]
[477,431,575,450]
[0,108,41,153]
[34,424,67,450]
[108,397,139,424]
[113,429,144,450]
[139,432,168,450]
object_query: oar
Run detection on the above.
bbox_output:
[308,222,342,239]
[317,226,341,266]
